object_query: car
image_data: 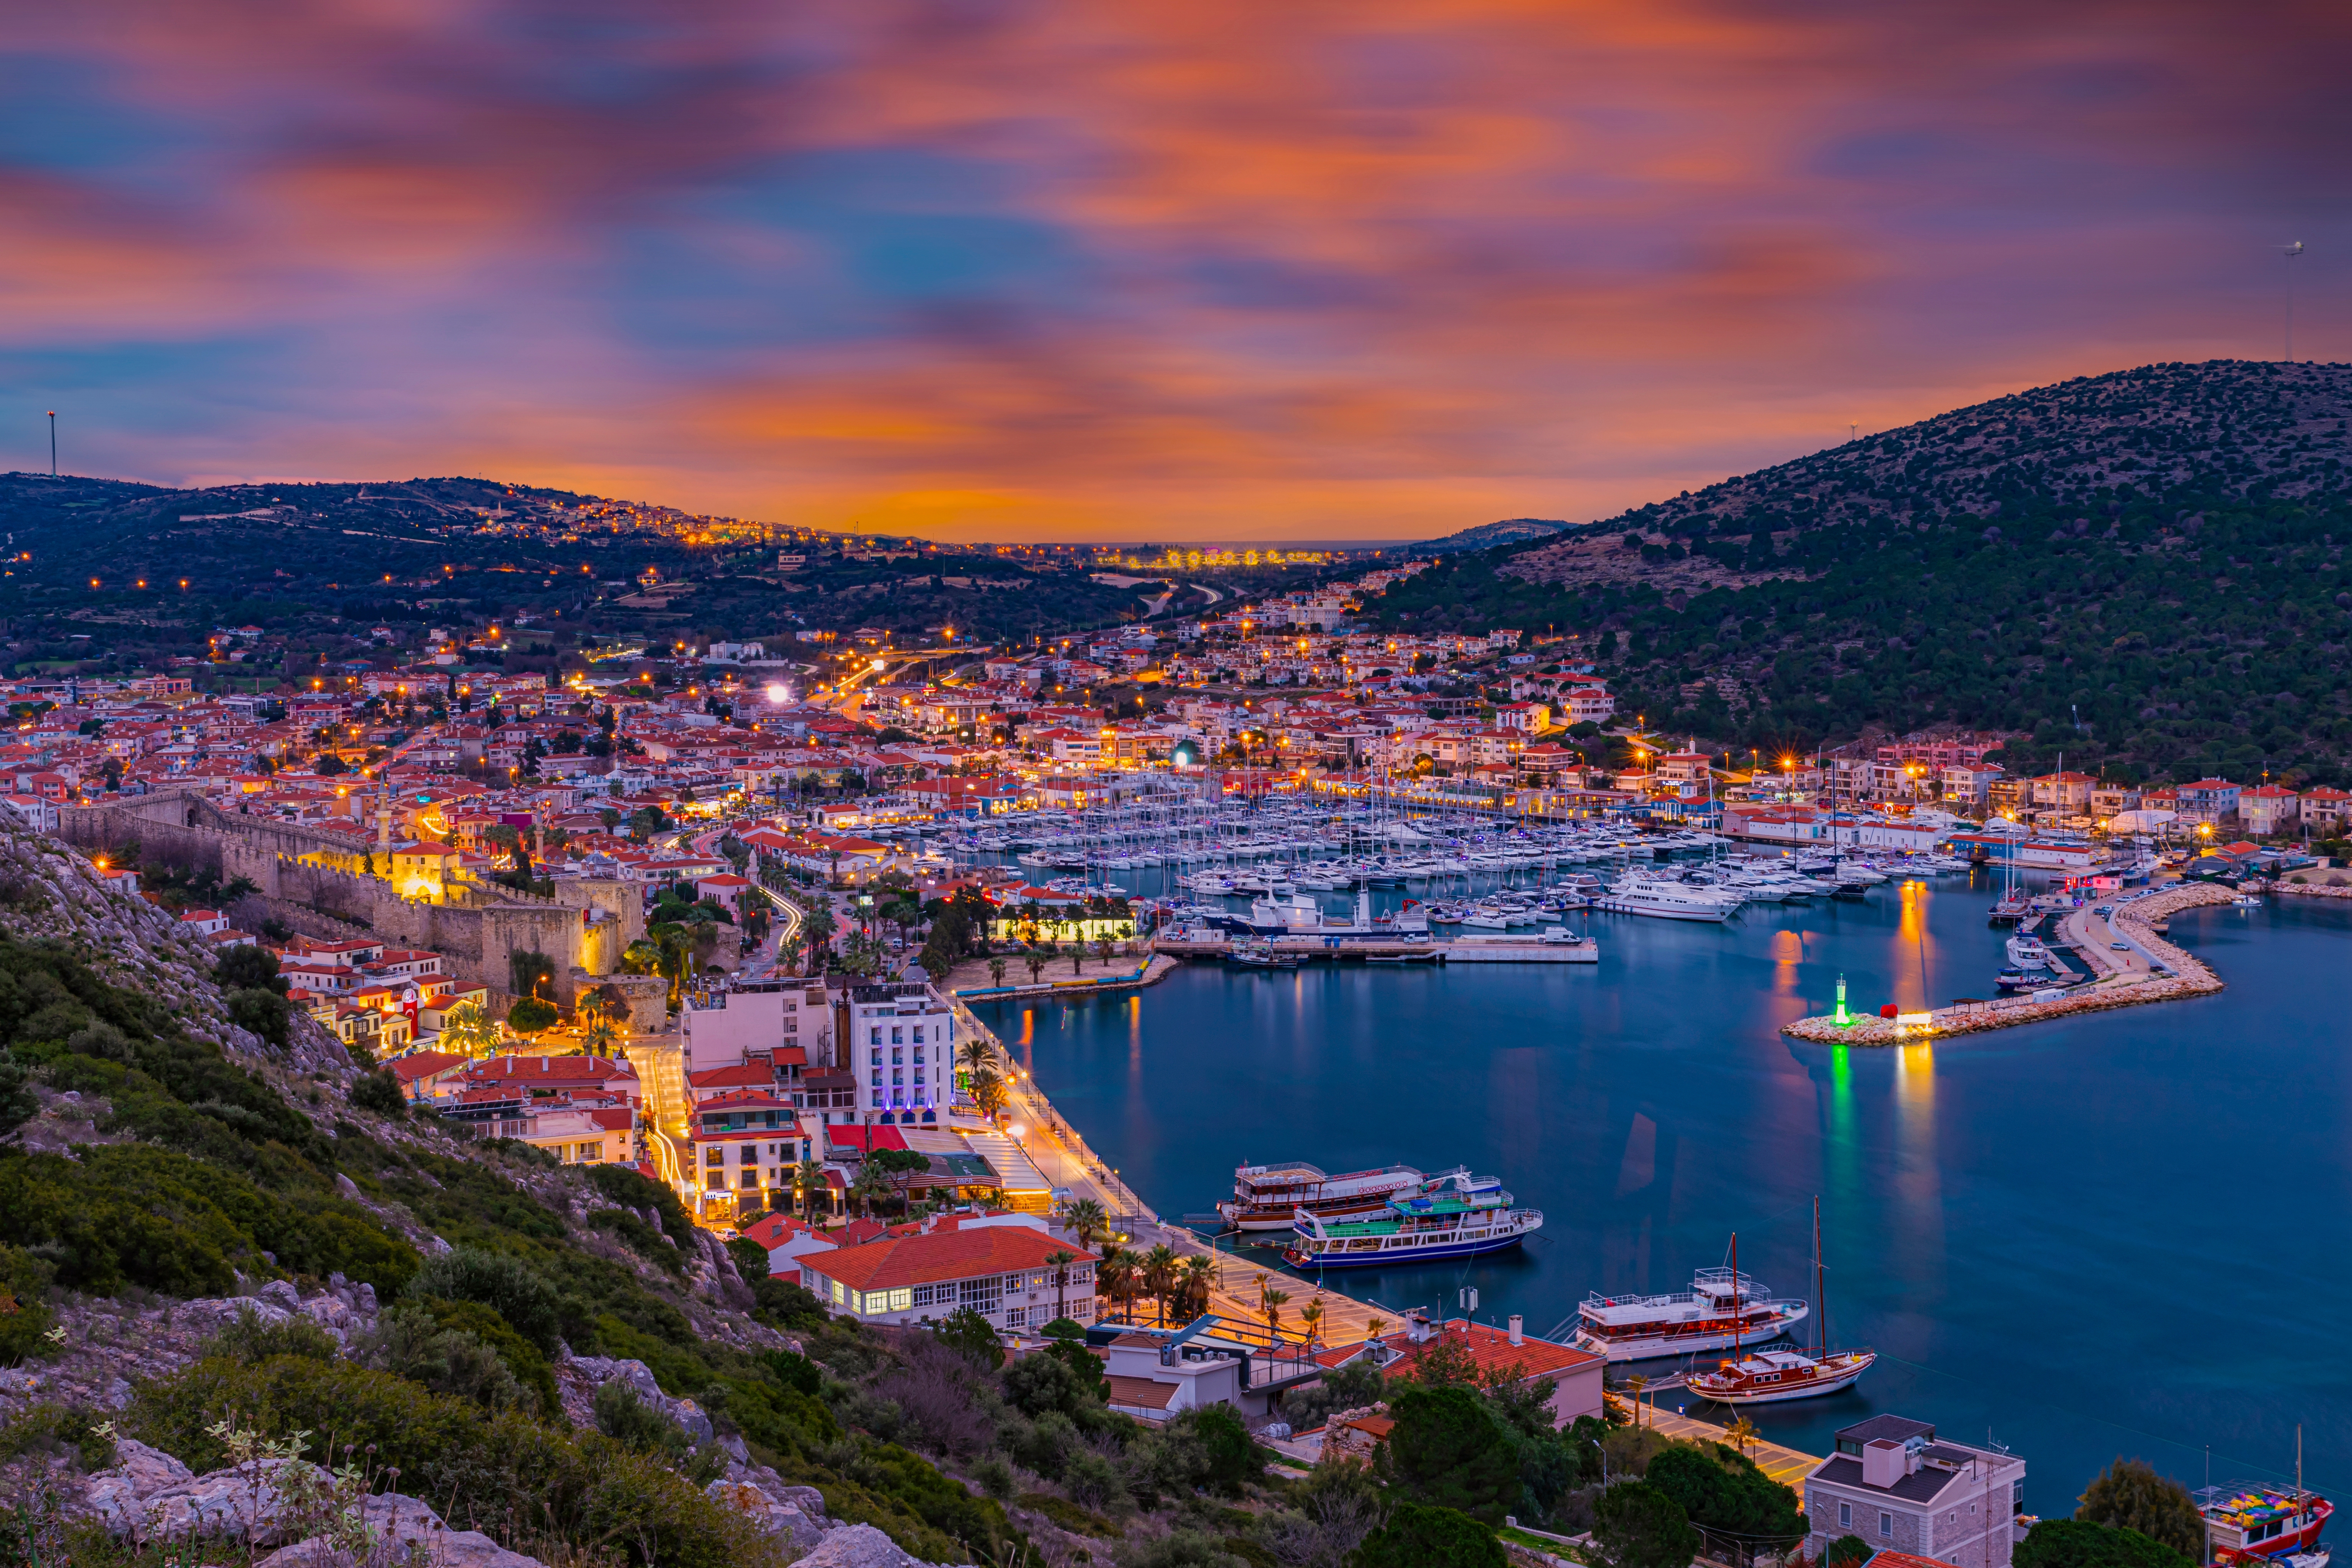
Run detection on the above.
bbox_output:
[2110,941,2131,951]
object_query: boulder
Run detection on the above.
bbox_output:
[84,1439,196,1532]
[704,1479,824,1556]
[257,1494,545,1568]
[132,1457,331,1543]
[256,1280,303,1313]
[791,1524,977,1568]
[565,1355,714,1444]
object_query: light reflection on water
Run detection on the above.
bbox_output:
[978,893,2352,1502]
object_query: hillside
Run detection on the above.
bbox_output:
[1375,360,2352,785]
[0,474,1151,679]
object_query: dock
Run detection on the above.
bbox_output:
[1782,880,2238,1045]
[1154,936,1598,964]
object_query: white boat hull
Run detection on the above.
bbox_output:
[1572,1309,1809,1362]
[1688,1351,1876,1404]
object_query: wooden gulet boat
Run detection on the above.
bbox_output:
[2198,1428,2334,1568]
[1686,1200,1876,1405]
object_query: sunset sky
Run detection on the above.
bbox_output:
[3,1,2345,541]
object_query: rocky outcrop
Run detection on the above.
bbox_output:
[791,1523,978,1568]
[256,1493,546,1568]
[556,1355,713,1444]
[83,1440,195,1533]
[705,1479,826,1557]
[109,1456,329,1543]
[0,1277,382,1427]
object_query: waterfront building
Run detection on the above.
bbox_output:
[845,980,956,1124]
[2174,778,2244,826]
[1802,1415,2024,1568]
[1355,1312,1605,1426]
[2240,785,2300,835]
[797,1224,1095,1331]
[2303,786,2351,831]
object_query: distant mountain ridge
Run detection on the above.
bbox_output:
[1416,516,1575,553]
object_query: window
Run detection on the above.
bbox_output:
[891,1027,903,1044]
[1879,1513,1892,1539]
[1005,1306,1026,1328]
[912,1026,924,1044]
[1839,1504,1851,1530]
[892,1048,903,1064]
[740,1145,758,1162]
[888,1288,912,1311]
[870,1090,884,1108]
[739,1171,758,1188]
[869,1028,881,1046]
[870,1048,882,1067]
[959,1275,1004,1315]
[912,1283,940,1307]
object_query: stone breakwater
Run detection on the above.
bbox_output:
[1782,881,2242,1045]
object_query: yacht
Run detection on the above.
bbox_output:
[1591,875,1738,922]
[1571,1265,1810,1361]
[1284,1168,1542,1268]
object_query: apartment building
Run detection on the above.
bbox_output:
[845,981,957,1125]
[1803,1416,2025,1568]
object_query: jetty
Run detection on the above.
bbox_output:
[1781,880,2241,1045]
[1154,935,1598,964]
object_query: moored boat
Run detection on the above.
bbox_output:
[1571,1259,1809,1361]
[1218,1160,1424,1232]
[1687,1199,1874,1405]
[2199,1485,2334,1565]
[1283,1167,1541,1268]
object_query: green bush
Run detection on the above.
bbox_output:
[1593,1481,1699,1568]
[1825,1534,1872,1568]
[0,1402,117,1472]
[586,1163,693,1242]
[751,1276,828,1332]
[1644,1441,1805,1545]
[409,1296,560,1413]
[2076,1459,2206,1559]
[589,1207,685,1274]
[1016,1490,1122,1538]
[0,1243,57,1365]
[1375,1385,1519,1525]
[1168,1405,1258,1496]
[2017,1519,2197,1568]
[405,1247,565,1354]
[1352,1501,1505,1568]
[203,1304,339,1365]
[506,997,559,1034]
[349,1069,407,1117]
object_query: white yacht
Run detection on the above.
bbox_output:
[1591,875,1738,922]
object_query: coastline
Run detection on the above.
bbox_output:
[1780,880,2240,1046]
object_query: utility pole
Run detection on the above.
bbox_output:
[47,411,56,476]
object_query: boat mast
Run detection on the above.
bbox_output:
[1814,1196,1825,1359]
[1730,1232,1742,1352]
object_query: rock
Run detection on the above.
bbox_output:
[176,1297,293,1334]
[105,1376,133,1410]
[257,1280,301,1312]
[790,1523,976,1568]
[356,1283,378,1313]
[564,1356,714,1444]
[335,1173,362,1200]
[133,1457,331,1543]
[259,1492,547,1568]
[705,1480,824,1557]
[84,1439,196,1531]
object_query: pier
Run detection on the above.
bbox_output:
[1152,936,1598,964]
[1781,880,2240,1045]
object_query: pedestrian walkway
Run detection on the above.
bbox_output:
[1637,1404,1821,1487]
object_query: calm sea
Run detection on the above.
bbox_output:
[975,881,2352,1512]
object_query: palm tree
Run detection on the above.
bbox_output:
[969,1067,1007,1120]
[1625,1372,1649,1429]
[987,956,1007,988]
[1093,936,1116,969]
[1177,1255,1214,1320]
[1096,1246,1139,1320]
[849,1160,889,1219]
[793,1158,827,1222]
[1069,944,1085,975]
[958,1035,995,1081]
[439,1000,499,1058]
[1726,1415,1759,1457]
[1260,1279,1291,1342]
[1063,1197,1108,1254]
[1046,1250,1075,1322]
[1141,1244,1180,1326]
[1300,1296,1325,1346]
[1366,1315,1387,1343]
[1023,947,1050,985]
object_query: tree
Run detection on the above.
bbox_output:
[1063,1197,1108,1253]
[969,1066,1007,1119]
[2017,1520,2197,1568]
[1644,1443,1805,1548]
[1351,1502,1505,1568]
[1259,1278,1291,1340]
[2076,1459,2205,1559]
[793,1158,827,1221]
[987,957,1007,988]
[917,944,952,986]
[936,1305,1005,1370]
[1300,1296,1325,1344]
[1024,947,1051,985]
[1592,1480,1700,1568]
[1376,1384,1521,1525]
[438,1000,500,1057]
[1823,1536,1873,1568]
[1094,935,1116,968]
[506,996,558,1034]
[1045,1250,1076,1321]
[1177,1255,1214,1320]
[1171,1403,1259,1494]
[867,1147,931,1211]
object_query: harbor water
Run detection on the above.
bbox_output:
[974,880,2352,1508]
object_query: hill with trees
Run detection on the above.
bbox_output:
[1374,360,2352,786]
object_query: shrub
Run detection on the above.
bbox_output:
[1825,1535,1873,1568]
[751,1276,828,1332]
[1017,1490,1121,1538]
[1277,1360,1384,1432]
[225,987,291,1049]
[586,1163,693,1244]
[203,1304,339,1365]
[1644,1441,1805,1545]
[0,1243,57,1365]
[934,1306,1004,1370]
[2017,1519,2197,1568]
[214,947,287,996]
[588,1208,684,1274]
[0,1402,117,1472]
[1168,1404,1258,1496]
[1002,1345,1107,1420]
[725,1236,769,1281]
[349,1069,407,1116]
[2075,1458,2205,1558]
[506,997,559,1034]
[1351,1500,1505,1568]
[405,1247,565,1353]
[1593,1481,1700,1568]
[595,1381,688,1457]
[1375,1384,1519,1524]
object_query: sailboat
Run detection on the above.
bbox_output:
[1687,1198,1876,1405]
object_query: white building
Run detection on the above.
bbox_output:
[799,1222,1095,1333]
[845,980,956,1125]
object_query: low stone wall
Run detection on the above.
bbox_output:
[1782,881,2239,1046]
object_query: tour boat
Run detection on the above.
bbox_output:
[1219,1160,1425,1232]
[1687,1201,1874,1405]
[2005,934,2053,970]
[1283,1168,1542,1268]
[2199,1486,2334,1565]
[1571,1255,1810,1361]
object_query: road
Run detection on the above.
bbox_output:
[2056,902,2155,979]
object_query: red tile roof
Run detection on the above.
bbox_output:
[688,1063,779,1089]
[800,1228,1097,1292]
[1105,1375,1177,1411]
[1378,1318,1600,1383]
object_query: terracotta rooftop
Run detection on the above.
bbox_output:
[800,1228,1098,1292]
[1377,1318,1601,1382]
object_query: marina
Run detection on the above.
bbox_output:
[976,888,2352,1499]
